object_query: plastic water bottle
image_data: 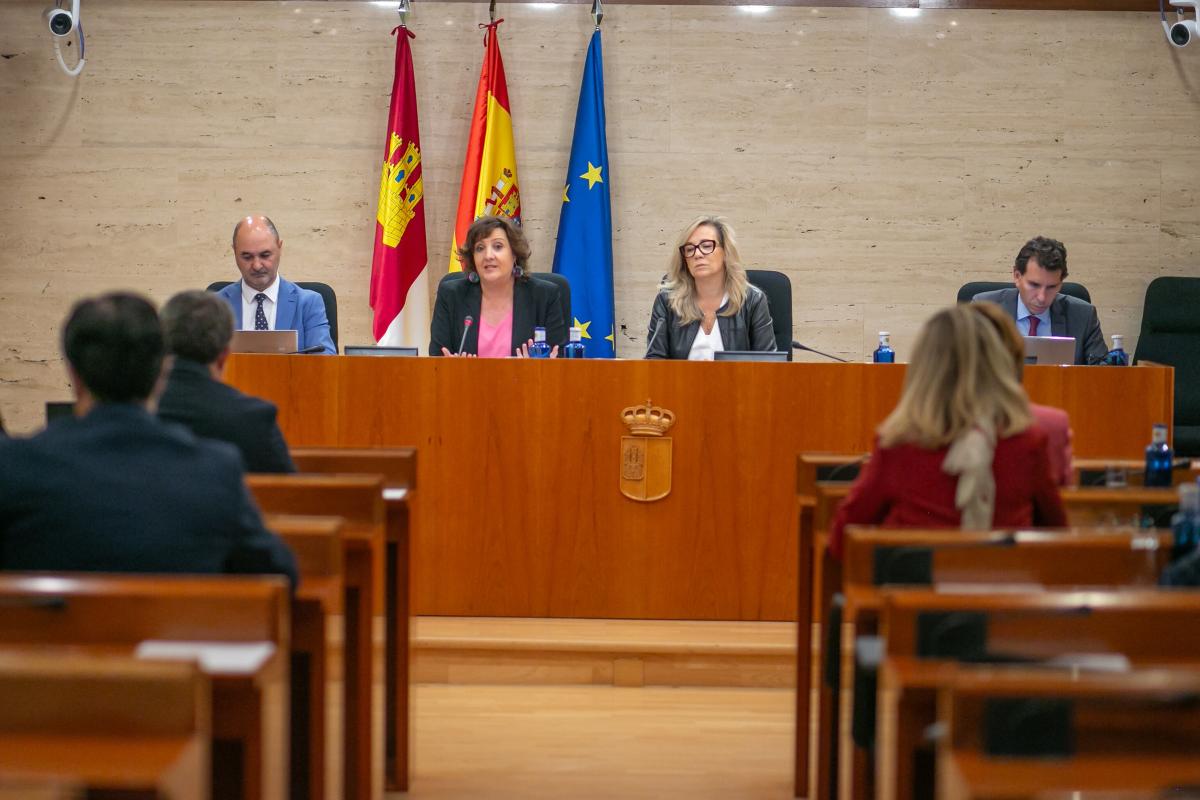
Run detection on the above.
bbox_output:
[873,332,895,364]
[1170,481,1200,561]
[1144,423,1174,488]
[563,327,586,359]
[1103,334,1129,366]
[528,327,551,359]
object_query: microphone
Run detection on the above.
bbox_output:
[792,340,848,363]
[456,316,474,354]
[291,345,327,354]
[645,318,664,356]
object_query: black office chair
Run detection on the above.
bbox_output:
[436,271,572,331]
[1133,276,1200,457]
[956,280,1092,305]
[746,269,793,359]
[205,280,339,351]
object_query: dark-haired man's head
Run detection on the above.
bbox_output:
[1012,236,1068,317]
[161,290,235,374]
[62,293,164,410]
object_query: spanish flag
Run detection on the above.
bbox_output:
[370,25,429,345]
[448,20,521,272]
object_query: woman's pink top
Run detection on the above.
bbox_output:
[476,308,514,359]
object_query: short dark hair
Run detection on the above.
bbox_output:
[456,215,531,282]
[62,293,164,403]
[1014,236,1068,278]
[161,290,234,364]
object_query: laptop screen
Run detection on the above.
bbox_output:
[230,330,299,354]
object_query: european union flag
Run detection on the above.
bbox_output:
[552,30,615,358]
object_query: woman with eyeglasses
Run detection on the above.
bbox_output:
[644,216,776,359]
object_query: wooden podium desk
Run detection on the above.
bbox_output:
[226,357,1173,621]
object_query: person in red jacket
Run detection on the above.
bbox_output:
[830,305,1067,559]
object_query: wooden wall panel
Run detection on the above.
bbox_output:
[225,355,1173,621]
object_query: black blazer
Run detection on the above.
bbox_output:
[429,275,567,356]
[158,358,296,474]
[0,403,298,585]
[645,285,777,359]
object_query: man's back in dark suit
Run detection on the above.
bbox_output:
[0,403,297,585]
[158,357,296,474]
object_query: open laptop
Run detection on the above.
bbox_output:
[343,345,419,357]
[713,350,789,363]
[1023,335,1075,366]
[230,330,299,354]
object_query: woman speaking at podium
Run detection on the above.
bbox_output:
[644,216,775,360]
[429,215,566,357]
[829,304,1066,559]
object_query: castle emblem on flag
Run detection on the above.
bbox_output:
[484,167,521,221]
[377,132,424,248]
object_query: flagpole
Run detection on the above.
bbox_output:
[397,0,410,28]
[489,0,497,24]
[591,0,603,29]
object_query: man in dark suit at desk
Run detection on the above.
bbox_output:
[972,236,1108,365]
[0,292,297,585]
[158,290,296,474]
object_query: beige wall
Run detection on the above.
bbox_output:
[2,1,1199,433]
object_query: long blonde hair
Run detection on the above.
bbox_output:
[878,305,1033,449]
[663,216,750,325]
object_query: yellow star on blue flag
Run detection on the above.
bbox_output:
[580,163,603,189]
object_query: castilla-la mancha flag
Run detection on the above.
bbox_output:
[448,19,521,272]
[370,25,429,345]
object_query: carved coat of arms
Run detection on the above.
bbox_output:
[620,399,674,502]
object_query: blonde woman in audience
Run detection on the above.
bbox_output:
[829,304,1067,559]
[971,300,1074,487]
[644,215,775,359]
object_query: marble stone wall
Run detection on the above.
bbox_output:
[2,1,1199,432]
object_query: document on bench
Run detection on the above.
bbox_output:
[135,640,276,674]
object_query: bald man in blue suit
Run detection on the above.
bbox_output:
[217,214,336,354]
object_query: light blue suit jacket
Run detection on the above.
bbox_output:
[217,278,336,355]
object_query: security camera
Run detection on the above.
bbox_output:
[1166,0,1200,47]
[43,0,79,37]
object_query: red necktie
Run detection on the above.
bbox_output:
[1028,316,1040,336]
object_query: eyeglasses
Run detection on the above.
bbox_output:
[679,239,718,259]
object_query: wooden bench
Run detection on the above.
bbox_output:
[797,474,1185,800]
[835,527,1171,800]
[936,667,1200,799]
[0,574,289,800]
[0,651,209,799]
[247,474,386,800]
[289,447,416,792]
[268,514,345,800]
[876,589,1200,800]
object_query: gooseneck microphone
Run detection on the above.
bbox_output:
[792,340,849,363]
[456,316,474,354]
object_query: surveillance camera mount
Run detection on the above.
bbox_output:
[1164,0,1200,48]
[45,0,85,76]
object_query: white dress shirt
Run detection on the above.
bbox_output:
[688,294,728,361]
[240,277,280,331]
